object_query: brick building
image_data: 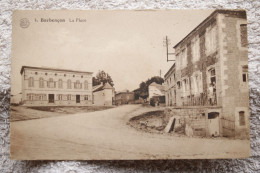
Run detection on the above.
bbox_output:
[164,10,249,138]
[20,66,93,106]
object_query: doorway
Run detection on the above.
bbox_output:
[48,94,54,103]
[208,112,220,137]
[76,95,80,103]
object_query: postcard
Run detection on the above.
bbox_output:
[10,10,250,160]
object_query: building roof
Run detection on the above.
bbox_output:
[164,63,175,79]
[93,82,114,92]
[173,9,246,49]
[20,66,93,75]
[103,82,114,89]
[115,90,134,95]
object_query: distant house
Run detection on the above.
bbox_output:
[92,82,115,106]
[115,91,135,105]
[148,82,165,101]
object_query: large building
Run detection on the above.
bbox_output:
[164,64,176,106]
[164,10,249,138]
[20,66,93,106]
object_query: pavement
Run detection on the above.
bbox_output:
[10,105,250,160]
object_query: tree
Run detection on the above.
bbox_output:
[92,70,114,87]
[133,76,164,100]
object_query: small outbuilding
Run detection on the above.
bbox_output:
[92,82,115,106]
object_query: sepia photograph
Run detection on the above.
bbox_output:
[10,9,250,160]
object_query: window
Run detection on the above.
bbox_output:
[182,78,190,97]
[192,36,200,62]
[176,53,180,70]
[28,77,34,87]
[67,94,71,100]
[84,80,89,90]
[47,78,55,88]
[190,76,195,95]
[205,26,217,54]
[84,95,88,100]
[58,79,63,88]
[242,65,248,82]
[57,94,62,101]
[181,48,187,69]
[27,94,34,100]
[177,81,181,89]
[74,80,81,89]
[67,79,71,89]
[240,24,248,47]
[208,68,216,85]
[39,77,44,88]
[239,111,246,126]
[38,94,46,101]
[192,72,203,94]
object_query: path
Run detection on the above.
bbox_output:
[11,105,250,160]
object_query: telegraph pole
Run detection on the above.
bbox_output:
[163,36,175,62]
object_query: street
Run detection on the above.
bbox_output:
[11,105,250,160]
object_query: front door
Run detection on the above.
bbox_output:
[208,112,220,137]
[76,95,80,103]
[48,94,54,103]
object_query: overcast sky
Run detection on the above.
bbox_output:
[11,10,213,95]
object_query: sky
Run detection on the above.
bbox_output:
[11,10,214,95]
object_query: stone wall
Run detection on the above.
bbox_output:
[165,107,210,137]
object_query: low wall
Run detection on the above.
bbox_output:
[164,107,207,137]
[165,106,222,137]
[23,100,93,106]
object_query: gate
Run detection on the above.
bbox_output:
[221,117,235,137]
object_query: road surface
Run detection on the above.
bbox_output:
[11,105,250,160]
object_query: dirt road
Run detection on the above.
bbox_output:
[11,105,250,160]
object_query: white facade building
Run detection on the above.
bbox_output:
[20,66,93,106]
[148,82,165,101]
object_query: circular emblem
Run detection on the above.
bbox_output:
[20,18,30,28]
